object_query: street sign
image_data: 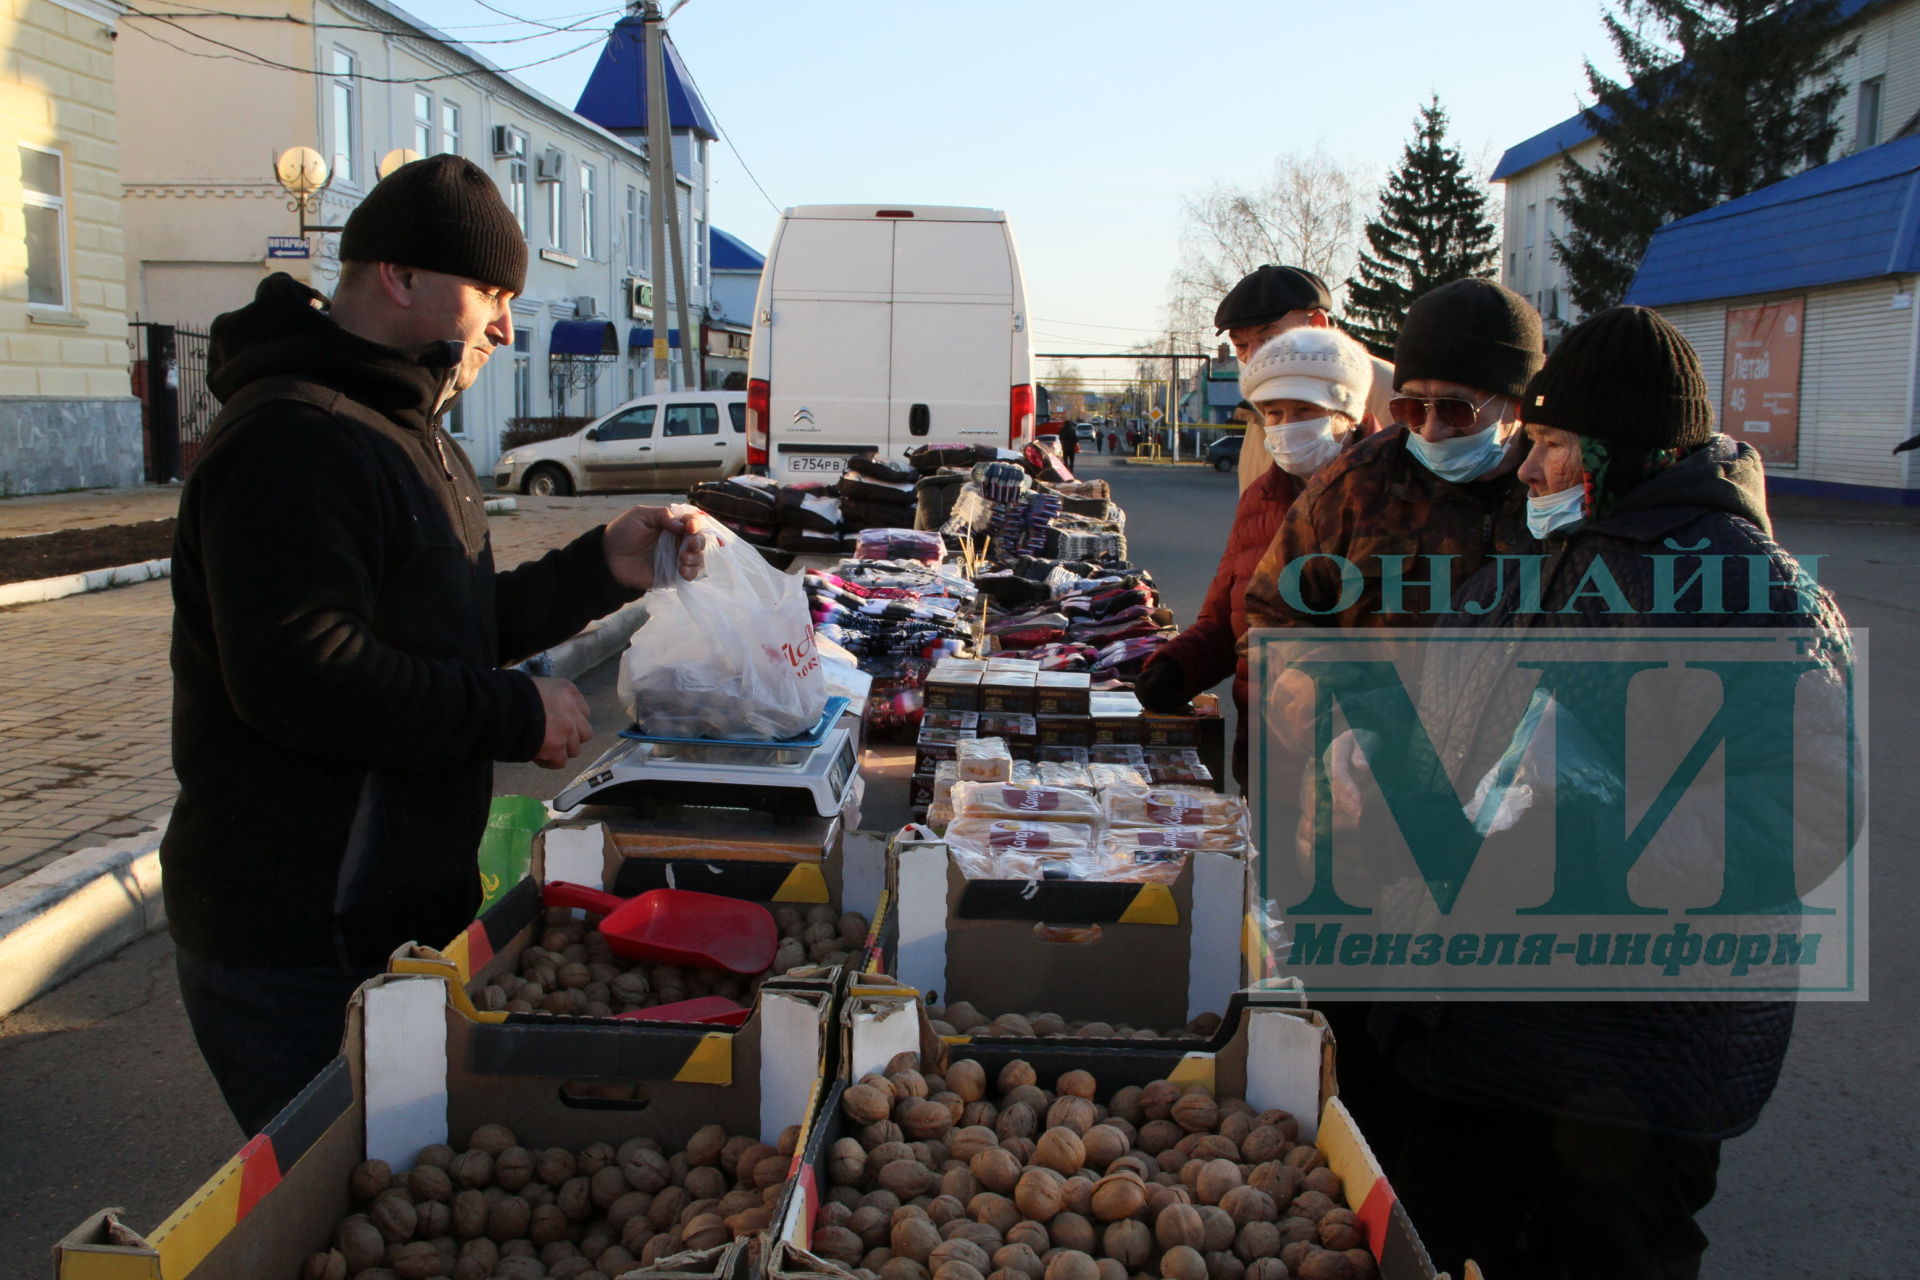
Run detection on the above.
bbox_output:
[1149,408,1163,420]
[267,235,309,259]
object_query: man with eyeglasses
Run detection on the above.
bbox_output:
[1244,277,1543,633]
[1239,278,1543,1164]
[1215,264,1396,492]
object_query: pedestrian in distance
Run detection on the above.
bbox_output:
[163,155,707,1135]
[1060,420,1079,470]
[1133,327,1373,789]
[1214,264,1397,492]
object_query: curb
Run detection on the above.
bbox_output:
[0,499,512,612]
[0,590,640,1019]
[0,557,171,609]
[0,826,165,1019]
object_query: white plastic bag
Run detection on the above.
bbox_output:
[618,521,828,740]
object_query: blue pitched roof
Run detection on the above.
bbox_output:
[1625,134,1920,306]
[574,20,717,141]
[710,226,764,271]
[1493,0,1883,181]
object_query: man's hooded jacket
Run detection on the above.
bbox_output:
[163,274,636,968]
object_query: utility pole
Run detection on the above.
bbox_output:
[640,2,700,391]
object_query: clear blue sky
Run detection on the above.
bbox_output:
[402,0,1621,351]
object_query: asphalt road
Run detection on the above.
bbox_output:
[3,452,1913,1276]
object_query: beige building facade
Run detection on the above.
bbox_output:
[114,0,715,474]
[1,0,143,494]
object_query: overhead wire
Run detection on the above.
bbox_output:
[122,0,619,39]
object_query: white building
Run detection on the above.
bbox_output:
[114,0,717,473]
[1492,0,1914,339]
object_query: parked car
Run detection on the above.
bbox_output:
[745,204,1035,481]
[494,391,748,496]
[1207,434,1243,473]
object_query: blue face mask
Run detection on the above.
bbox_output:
[1525,484,1586,539]
[1405,424,1511,483]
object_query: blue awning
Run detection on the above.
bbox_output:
[550,319,618,357]
[629,326,683,349]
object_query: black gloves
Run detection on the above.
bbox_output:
[1132,658,1193,714]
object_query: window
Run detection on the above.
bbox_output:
[1524,203,1538,248]
[512,329,532,419]
[583,369,598,418]
[625,185,639,270]
[639,189,651,273]
[329,49,357,186]
[444,388,466,436]
[579,164,597,259]
[504,134,530,233]
[598,404,656,441]
[412,90,433,157]
[20,145,67,309]
[441,101,461,156]
[1859,76,1885,149]
[695,218,707,288]
[663,403,719,437]
[546,172,564,249]
[728,403,746,434]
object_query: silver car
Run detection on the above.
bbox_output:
[494,391,749,496]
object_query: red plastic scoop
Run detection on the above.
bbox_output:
[614,996,752,1026]
[542,882,778,974]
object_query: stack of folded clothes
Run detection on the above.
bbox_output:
[837,455,920,530]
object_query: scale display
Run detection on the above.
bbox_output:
[554,725,858,821]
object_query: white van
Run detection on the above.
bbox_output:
[744,204,1034,481]
[492,390,747,496]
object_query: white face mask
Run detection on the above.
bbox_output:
[1526,483,1586,539]
[1264,416,1347,478]
[1406,423,1512,483]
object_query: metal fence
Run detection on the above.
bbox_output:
[129,322,216,481]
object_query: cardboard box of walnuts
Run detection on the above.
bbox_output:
[762,981,1455,1280]
[390,821,878,1029]
[54,971,838,1280]
[874,834,1268,1035]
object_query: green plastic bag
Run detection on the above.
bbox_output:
[477,794,548,911]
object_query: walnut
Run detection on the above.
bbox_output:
[1087,1173,1146,1222]
[1155,1203,1207,1253]
[1106,1086,1146,1126]
[1194,1159,1242,1206]
[415,1143,456,1170]
[532,1147,575,1189]
[845,1083,894,1126]
[946,1059,988,1103]
[683,1212,730,1250]
[1044,1096,1097,1136]
[1244,1259,1289,1280]
[1283,1144,1328,1173]
[994,1102,1037,1144]
[1005,1219,1051,1253]
[1012,1166,1066,1221]
[878,1159,934,1199]
[369,1194,417,1244]
[1317,1209,1362,1252]
[1138,1120,1184,1155]
[1288,1190,1337,1222]
[1233,1220,1281,1263]
[1219,1186,1276,1228]
[1305,1167,1343,1199]
[334,1219,385,1272]
[1048,1210,1096,1255]
[1160,1244,1209,1280]
[1205,1249,1245,1280]
[1169,1093,1219,1134]
[1343,1247,1379,1279]
[967,1190,1020,1236]
[1248,1162,1303,1206]
[349,1160,392,1203]
[485,1195,530,1242]
[468,1124,518,1155]
[900,1098,954,1141]
[387,1240,443,1279]
[1139,1081,1182,1120]
[406,1164,453,1204]
[1032,1128,1085,1175]
[1042,1249,1099,1280]
[992,1241,1046,1279]
[996,1060,1037,1093]
[892,1213,943,1262]
[1293,1248,1356,1280]
[451,1189,488,1239]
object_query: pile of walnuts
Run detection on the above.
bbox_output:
[925,1004,1223,1044]
[476,905,869,1018]
[812,1054,1375,1280]
[304,1120,798,1280]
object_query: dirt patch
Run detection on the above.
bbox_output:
[0,521,175,586]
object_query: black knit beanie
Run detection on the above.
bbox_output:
[1522,305,1714,450]
[340,155,527,294]
[1393,278,1543,399]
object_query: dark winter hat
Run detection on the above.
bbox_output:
[340,155,527,295]
[1522,305,1714,450]
[1392,278,1543,399]
[1214,265,1334,332]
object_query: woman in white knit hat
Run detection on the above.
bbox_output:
[1132,326,1373,788]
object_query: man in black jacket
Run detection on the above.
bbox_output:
[164,156,703,1133]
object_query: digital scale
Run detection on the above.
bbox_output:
[553,699,859,822]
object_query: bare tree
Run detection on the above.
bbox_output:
[1167,148,1371,344]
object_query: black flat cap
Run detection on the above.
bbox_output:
[1214,265,1333,332]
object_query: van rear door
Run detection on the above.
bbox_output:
[766,218,893,480]
[889,218,1014,448]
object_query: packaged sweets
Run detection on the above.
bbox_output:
[954,736,1013,783]
[949,780,1102,823]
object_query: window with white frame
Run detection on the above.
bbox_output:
[695,218,707,288]
[639,189,651,273]
[579,163,597,260]
[502,129,529,233]
[546,170,564,249]
[441,101,461,157]
[512,329,532,419]
[20,145,67,309]
[1859,76,1885,149]
[412,90,433,157]
[329,49,357,186]
[625,185,639,271]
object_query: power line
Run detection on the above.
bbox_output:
[124,0,618,39]
[1033,316,1172,335]
[122,7,608,84]
[657,31,781,216]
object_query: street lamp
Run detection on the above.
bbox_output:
[274,145,343,235]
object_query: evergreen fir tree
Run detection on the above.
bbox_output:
[1558,0,1853,316]
[1344,96,1499,355]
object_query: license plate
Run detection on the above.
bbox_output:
[788,455,846,474]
